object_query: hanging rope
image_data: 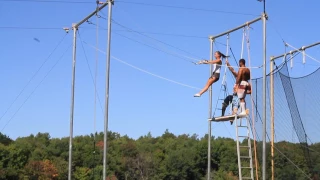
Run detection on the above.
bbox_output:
[244,24,259,180]
[221,33,230,96]
[241,27,245,59]
[92,1,100,178]
[212,34,230,117]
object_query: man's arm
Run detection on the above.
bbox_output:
[226,60,238,77]
[236,68,243,84]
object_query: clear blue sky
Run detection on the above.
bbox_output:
[1,0,320,142]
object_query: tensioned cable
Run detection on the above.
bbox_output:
[77,32,104,113]
[0,26,67,30]
[111,6,229,61]
[273,144,312,180]
[0,32,69,123]
[111,19,203,61]
[116,1,260,16]
[1,43,72,131]
[81,40,201,90]
[267,20,286,45]
[0,0,260,16]
[87,19,198,64]
[0,26,212,39]
[0,0,92,3]
[112,31,199,64]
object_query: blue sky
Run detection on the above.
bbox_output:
[1,0,320,142]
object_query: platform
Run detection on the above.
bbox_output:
[209,109,249,122]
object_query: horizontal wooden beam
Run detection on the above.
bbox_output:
[210,110,249,122]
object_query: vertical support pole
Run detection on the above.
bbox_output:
[262,12,267,180]
[103,0,113,179]
[68,24,77,180]
[207,37,214,180]
[270,58,275,180]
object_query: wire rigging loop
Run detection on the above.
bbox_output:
[285,42,320,64]
[302,46,306,64]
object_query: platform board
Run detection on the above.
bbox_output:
[209,110,249,122]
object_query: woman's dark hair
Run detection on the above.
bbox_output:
[216,51,227,58]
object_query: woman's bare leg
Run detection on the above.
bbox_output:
[194,77,218,97]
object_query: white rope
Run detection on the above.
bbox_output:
[302,49,306,64]
[286,43,320,64]
[221,34,229,88]
[82,40,201,90]
[241,27,245,59]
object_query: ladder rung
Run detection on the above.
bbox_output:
[242,177,253,180]
[241,167,252,169]
[239,146,249,148]
[238,136,248,138]
[238,126,248,127]
[241,167,251,169]
[240,156,251,159]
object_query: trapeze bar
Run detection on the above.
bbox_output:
[210,112,248,122]
[209,15,263,40]
[270,41,320,61]
[74,1,112,28]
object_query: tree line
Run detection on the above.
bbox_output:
[0,130,319,180]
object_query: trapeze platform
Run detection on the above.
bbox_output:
[209,110,249,122]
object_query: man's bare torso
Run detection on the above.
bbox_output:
[240,67,250,82]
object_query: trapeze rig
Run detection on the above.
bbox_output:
[66,1,114,180]
[206,12,267,180]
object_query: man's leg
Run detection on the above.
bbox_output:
[222,95,233,116]
[239,98,246,115]
[236,81,248,114]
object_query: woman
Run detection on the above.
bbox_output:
[194,51,227,97]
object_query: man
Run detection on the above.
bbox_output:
[221,92,240,125]
[226,59,251,115]
[221,93,238,116]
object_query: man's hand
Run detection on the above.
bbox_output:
[246,83,252,94]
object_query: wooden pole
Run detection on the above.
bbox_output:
[270,57,275,180]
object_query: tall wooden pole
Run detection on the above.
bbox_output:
[270,57,275,180]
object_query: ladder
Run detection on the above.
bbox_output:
[234,113,254,180]
[213,82,228,116]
